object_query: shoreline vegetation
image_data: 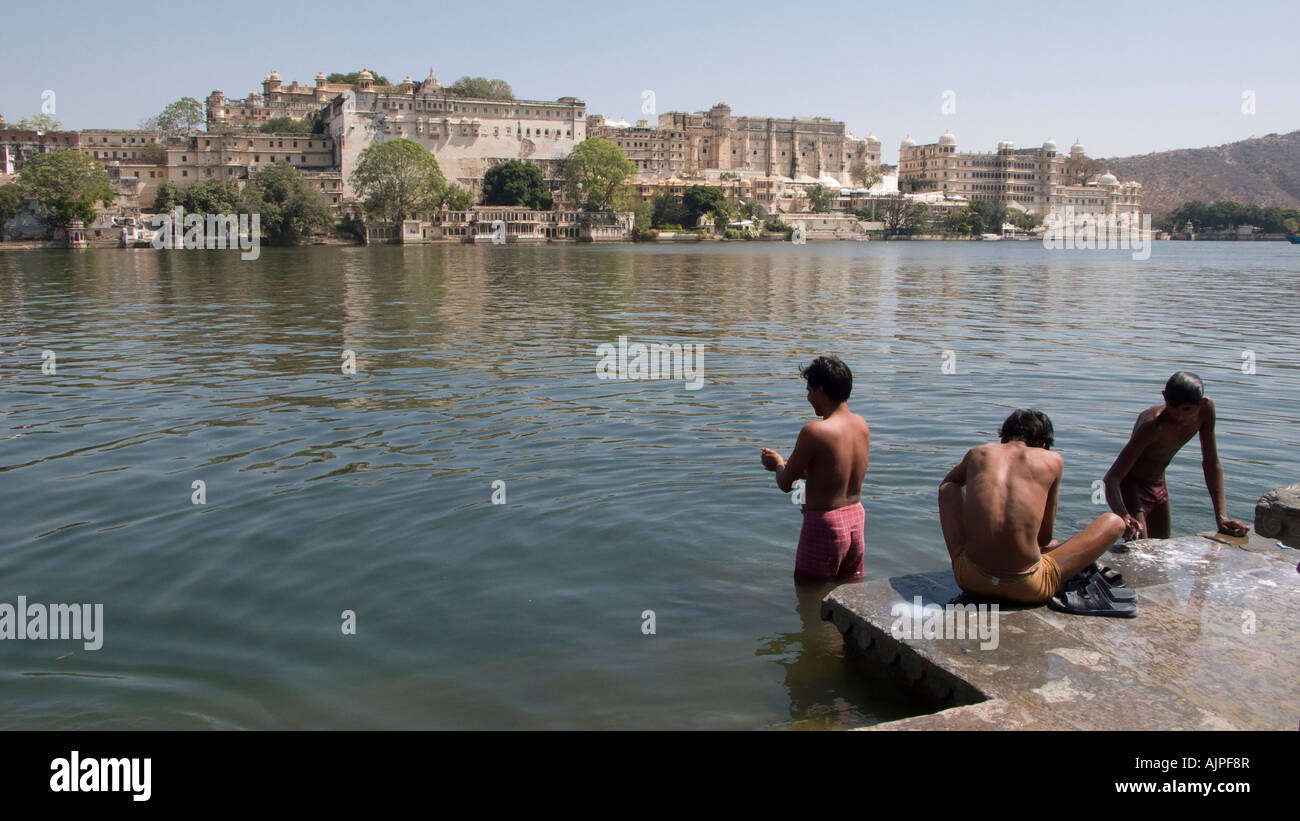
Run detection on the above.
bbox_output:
[4,233,1296,252]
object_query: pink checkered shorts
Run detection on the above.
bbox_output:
[794,502,865,582]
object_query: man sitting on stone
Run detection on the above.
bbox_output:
[939,410,1124,603]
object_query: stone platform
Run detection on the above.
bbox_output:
[821,531,1299,730]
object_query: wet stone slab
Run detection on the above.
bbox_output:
[822,531,1300,730]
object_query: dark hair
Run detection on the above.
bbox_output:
[1165,371,1204,406]
[999,409,1054,449]
[799,355,852,403]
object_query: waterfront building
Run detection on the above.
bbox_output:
[363,206,633,244]
[589,102,881,185]
[0,128,81,176]
[207,71,359,130]
[586,116,687,178]
[321,67,587,200]
[897,133,1141,221]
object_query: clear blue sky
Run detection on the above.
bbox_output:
[3,0,1297,162]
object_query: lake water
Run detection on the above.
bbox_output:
[2,240,1297,729]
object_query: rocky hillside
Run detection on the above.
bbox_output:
[1103,131,1300,216]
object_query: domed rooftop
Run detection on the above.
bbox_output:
[358,67,374,80]
[865,133,878,142]
[938,131,957,146]
[1099,171,1119,186]
[1042,138,1057,152]
[997,139,1015,151]
[900,135,916,148]
[1070,139,1086,154]
[315,72,327,82]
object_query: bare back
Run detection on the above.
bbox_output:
[959,442,1062,572]
[799,408,870,512]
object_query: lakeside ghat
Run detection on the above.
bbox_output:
[822,519,1299,730]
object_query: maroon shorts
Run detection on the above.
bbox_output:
[1120,475,1169,516]
[795,502,865,583]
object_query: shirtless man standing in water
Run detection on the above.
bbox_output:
[761,356,871,583]
[939,410,1125,603]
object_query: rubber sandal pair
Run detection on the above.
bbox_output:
[1047,562,1138,618]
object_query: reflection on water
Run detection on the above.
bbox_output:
[0,242,1296,728]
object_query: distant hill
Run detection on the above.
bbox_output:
[1103,131,1300,216]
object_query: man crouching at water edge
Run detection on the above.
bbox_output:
[939,410,1125,603]
[761,356,870,583]
[1102,371,1249,541]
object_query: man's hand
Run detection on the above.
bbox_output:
[760,447,785,472]
[1216,516,1249,537]
[1123,514,1145,541]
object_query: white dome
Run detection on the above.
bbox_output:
[900,135,916,148]
[1070,140,1086,154]
[1099,171,1119,186]
[1042,138,1057,152]
[865,133,878,142]
[938,131,956,146]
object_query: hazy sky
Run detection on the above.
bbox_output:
[3,0,1296,163]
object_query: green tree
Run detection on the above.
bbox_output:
[969,199,1007,234]
[563,138,635,211]
[943,206,981,236]
[1006,207,1043,232]
[442,184,475,211]
[350,139,446,222]
[327,71,391,86]
[17,113,62,131]
[259,116,315,134]
[240,162,332,245]
[16,150,113,232]
[447,77,514,100]
[152,180,178,212]
[632,201,652,234]
[481,160,552,209]
[157,97,204,134]
[175,180,243,215]
[805,183,836,213]
[683,184,728,225]
[0,183,26,232]
[651,192,690,228]
[1207,201,1244,229]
